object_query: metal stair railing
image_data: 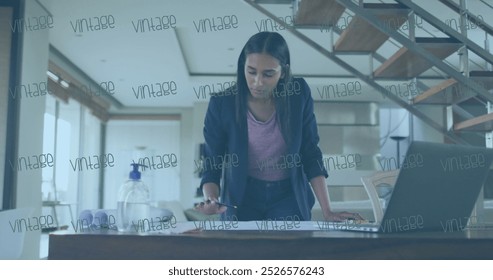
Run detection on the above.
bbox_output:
[439,0,493,39]
[395,0,493,65]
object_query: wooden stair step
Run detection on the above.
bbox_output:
[334,3,409,52]
[295,0,345,27]
[412,79,459,104]
[413,71,492,105]
[374,37,462,79]
[454,112,493,132]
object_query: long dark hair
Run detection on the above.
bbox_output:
[235,31,293,145]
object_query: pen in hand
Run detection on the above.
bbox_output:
[205,199,238,209]
[215,202,238,209]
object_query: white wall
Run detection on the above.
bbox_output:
[379,107,410,164]
[16,0,50,259]
[379,106,445,169]
[180,107,196,208]
[412,106,444,143]
[99,104,207,212]
[103,120,181,209]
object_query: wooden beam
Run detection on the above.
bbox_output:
[454,112,493,132]
[374,38,461,78]
[335,4,409,52]
[412,78,457,104]
[295,0,345,26]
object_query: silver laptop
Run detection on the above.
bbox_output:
[318,141,493,233]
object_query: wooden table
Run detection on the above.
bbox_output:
[48,223,493,259]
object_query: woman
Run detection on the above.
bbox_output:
[196,31,362,222]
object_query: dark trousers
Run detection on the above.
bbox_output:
[236,176,303,221]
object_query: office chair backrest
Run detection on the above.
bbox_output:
[361,169,399,223]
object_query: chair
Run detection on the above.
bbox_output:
[0,207,34,259]
[360,169,399,223]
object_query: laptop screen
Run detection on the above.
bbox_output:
[380,141,493,233]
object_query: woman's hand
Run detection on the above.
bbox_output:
[194,197,227,215]
[323,210,364,222]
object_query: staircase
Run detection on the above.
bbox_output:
[248,0,493,145]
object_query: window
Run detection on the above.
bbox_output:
[42,93,103,224]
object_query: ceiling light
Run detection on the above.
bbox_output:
[47,70,59,82]
[60,80,70,89]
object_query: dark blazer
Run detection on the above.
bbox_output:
[200,77,328,220]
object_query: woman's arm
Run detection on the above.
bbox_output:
[310,175,363,221]
[203,182,221,199]
[196,182,227,215]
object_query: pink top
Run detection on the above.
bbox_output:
[247,110,289,181]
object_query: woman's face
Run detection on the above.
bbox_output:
[244,53,283,100]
